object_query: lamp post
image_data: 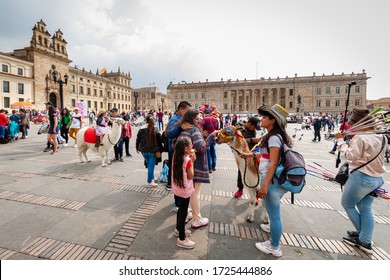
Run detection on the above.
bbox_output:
[133,91,139,113]
[52,69,68,109]
[161,97,164,112]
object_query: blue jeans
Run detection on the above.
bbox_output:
[157,120,164,131]
[142,152,156,184]
[207,140,217,170]
[114,138,124,159]
[262,174,288,247]
[341,170,384,244]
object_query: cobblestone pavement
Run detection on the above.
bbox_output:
[0,121,389,260]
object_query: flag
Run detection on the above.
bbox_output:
[101,68,107,75]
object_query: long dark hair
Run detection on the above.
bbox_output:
[145,115,157,147]
[260,112,292,148]
[177,108,201,131]
[172,137,192,188]
[61,108,70,117]
[48,106,55,123]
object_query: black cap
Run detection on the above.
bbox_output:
[247,117,261,130]
[111,108,118,113]
[45,101,54,106]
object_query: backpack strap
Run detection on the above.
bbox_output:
[350,135,386,174]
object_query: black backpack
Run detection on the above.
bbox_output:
[273,135,306,193]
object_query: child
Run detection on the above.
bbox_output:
[172,137,196,249]
[95,109,111,147]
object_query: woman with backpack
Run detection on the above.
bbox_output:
[240,104,290,257]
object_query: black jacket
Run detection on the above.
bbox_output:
[136,127,163,153]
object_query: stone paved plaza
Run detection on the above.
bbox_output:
[0,120,389,261]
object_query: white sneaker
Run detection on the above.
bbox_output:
[260,223,271,233]
[176,238,195,249]
[73,144,77,148]
[174,228,192,237]
[255,240,283,257]
[146,182,158,187]
[63,143,68,147]
[191,217,209,229]
[185,211,193,223]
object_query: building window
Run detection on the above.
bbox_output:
[181,94,184,99]
[289,101,293,108]
[316,87,321,95]
[18,83,24,94]
[195,93,198,99]
[87,88,91,96]
[4,97,10,108]
[335,87,340,94]
[325,100,330,107]
[202,93,205,99]
[17,68,24,76]
[175,94,178,100]
[3,81,10,93]
[335,100,340,107]
[345,86,349,94]
[80,77,83,82]
[2,64,9,72]
[316,100,321,107]
[355,85,360,93]
[18,98,24,102]
[72,99,76,107]
[289,89,294,96]
[71,84,75,93]
[326,87,330,94]
[94,101,97,109]
[355,99,360,106]
[80,86,84,94]
[224,92,228,98]
[188,93,191,99]
[100,102,103,108]
[94,89,97,96]
[100,90,103,97]
[88,100,91,108]
[224,103,228,110]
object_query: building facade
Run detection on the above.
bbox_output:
[1,20,133,113]
[0,52,34,109]
[167,72,369,115]
[132,86,169,113]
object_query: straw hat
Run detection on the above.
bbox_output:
[97,108,106,116]
[257,104,289,130]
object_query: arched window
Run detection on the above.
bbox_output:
[38,36,42,45]
[44,38,48,47]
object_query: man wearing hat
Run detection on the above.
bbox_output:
[233,116,262,198]
[69,107,82,148]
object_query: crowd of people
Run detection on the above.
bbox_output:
[1,101,387,257]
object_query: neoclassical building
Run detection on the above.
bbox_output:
[1,20,134,112]
[167,71,369,115]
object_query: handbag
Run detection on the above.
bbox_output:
[335,162,349,186]
[335,136,386,187]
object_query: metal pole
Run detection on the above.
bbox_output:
[59,81,64,110]
[336,81,356,168]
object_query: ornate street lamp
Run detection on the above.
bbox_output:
[161,97,164,112]
[52,69,68,109]
[133,91,139,113]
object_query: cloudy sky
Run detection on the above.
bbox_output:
[1,0,389,100]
